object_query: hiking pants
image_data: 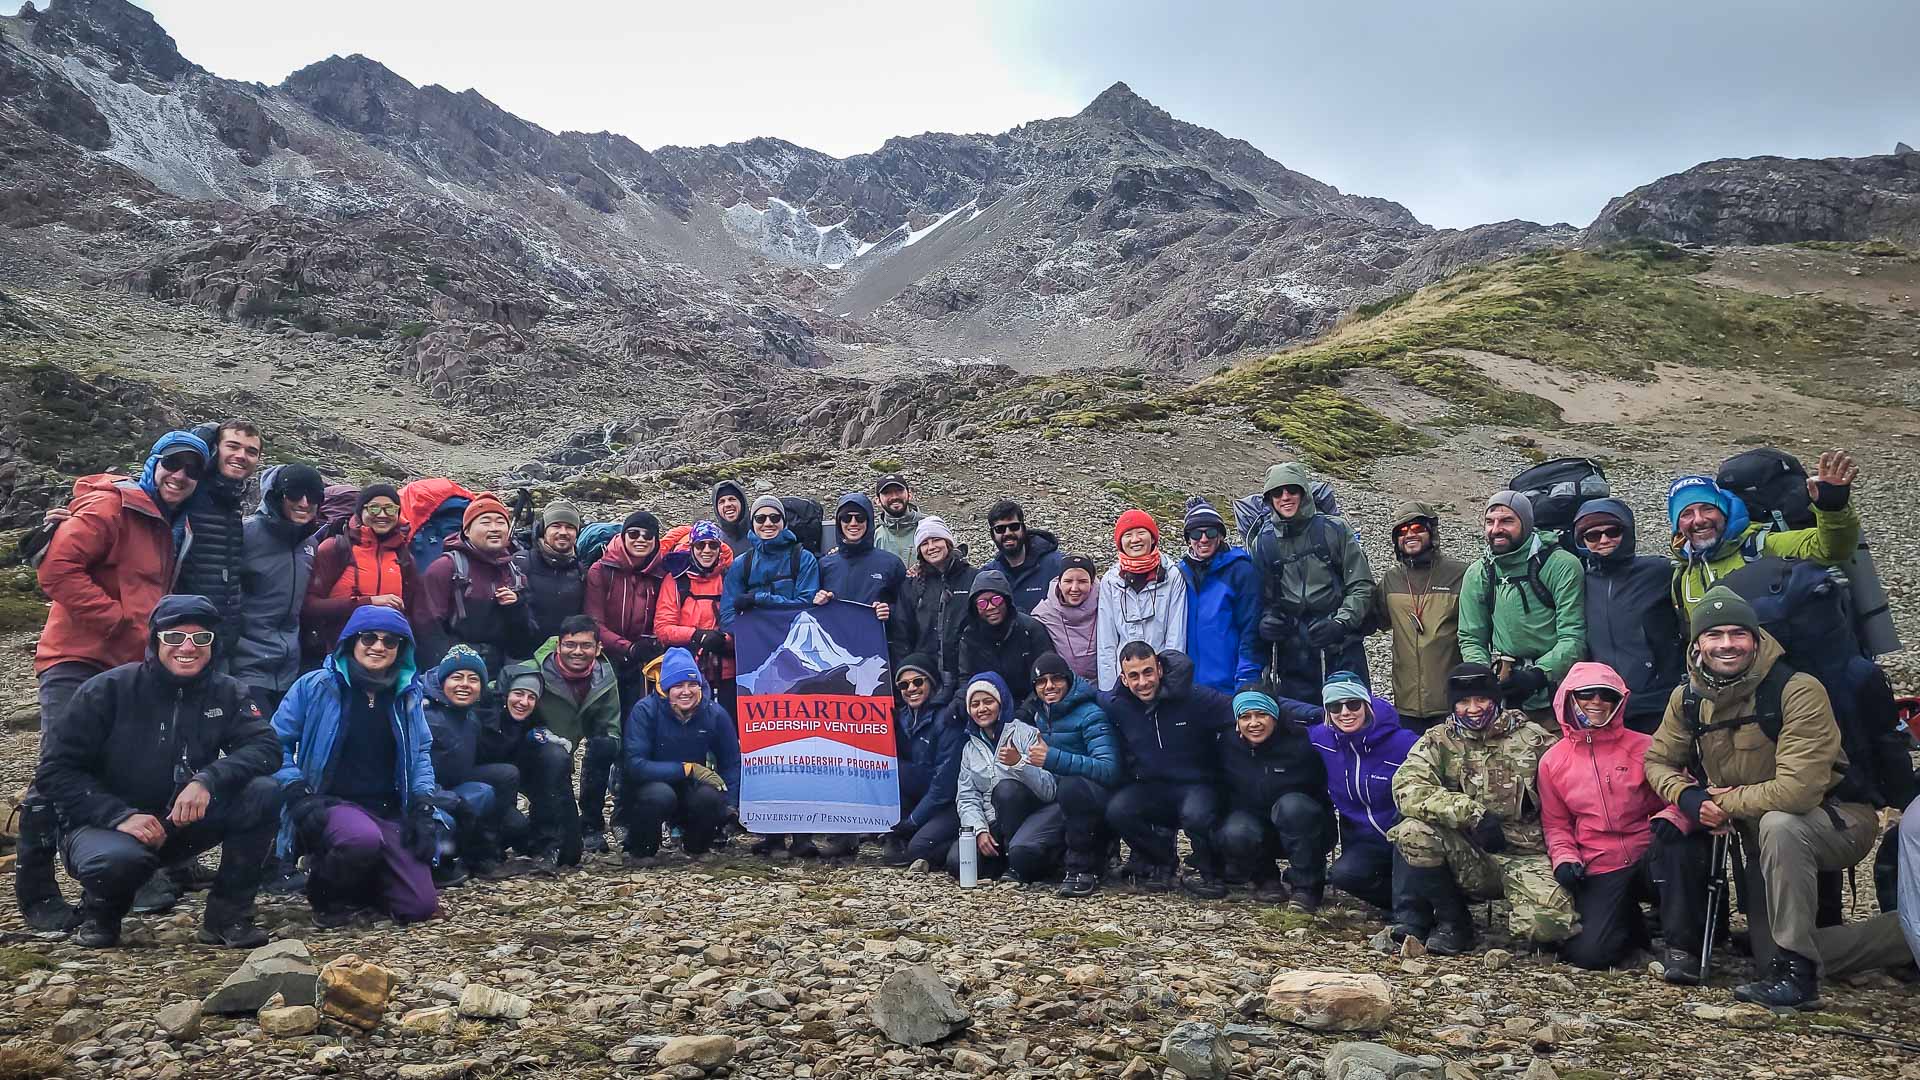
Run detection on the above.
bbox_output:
[1107,781,1222,873]
[1213,793,1333,890]
[946,782,1064,882]
[1330,830,1395,910]
[1742,802,1883,973]
[579,735,620,834]
[1561,857,1658,970]
[1392,817,1576,944]
[61,775,280,923]
[1054,776,1112,876]
[905,808,960,868]
[624,780,730,857]
[516,739,578,853]
[306,803,439,923]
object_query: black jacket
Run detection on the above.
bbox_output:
[36,595,280,830]
[1572,499,1686,726]
[901,556,978,701]
[177,473,248,628]
[1097,650,1231,785]
[423,682,521,788]
[513,538,587,646]
[1217,727,1329,815]
[898,701,967,828]
[956,571,1056,703]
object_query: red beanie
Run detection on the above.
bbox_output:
[463,493,510,533]
[1113,509,1160,548]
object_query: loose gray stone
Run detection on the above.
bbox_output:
[868,964,971,1046]
[1324,1041,1447,1080]
[202,939,319,1014]
[1161,1021,1233,1080]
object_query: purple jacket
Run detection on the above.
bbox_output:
[1308,695,1419,844]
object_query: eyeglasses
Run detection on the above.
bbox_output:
[1581,526,1625,543]
[990,521,1024,535]
[752,513,783,525]
[692,540,723,551]
[157,453,204,477]
[558,640,599,652]
[1326,699,1368,714]
[837,513,868,525]
[1395,523,1430,536]
[156,630,215,647]
[896,676,929,691]
[974,594,1008,608]
[355,631,403,649]
[624,528,655,542]
[1571,688,1621,702]
[361,504,399,518]
[1186,527,1223,541]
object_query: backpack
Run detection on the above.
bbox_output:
[444,548,528,625]
[1232,481,1344,550]
[1717,448,1813,531]
[1509,457,1608,533]
[781,496,825,555]
[411,496,471,571]
[1253,513,1354,615]
[577,522,622,567]
[1476,532,1575,625]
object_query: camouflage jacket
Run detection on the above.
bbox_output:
[1391,710,1554,853]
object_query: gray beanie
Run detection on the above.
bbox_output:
[540,500,583,530]
[1487,489,1535,535]
[750,495,785,520]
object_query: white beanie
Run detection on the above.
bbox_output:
[965,678,1002,704]
[914,515,956,553]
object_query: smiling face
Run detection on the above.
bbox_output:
[1571,687,1620,728]
[1678,503,1727,551]
[353,630,402,674]
[1119,653,1162,702]
[667,679,703,715]
[1326,697,1371,734]
[991,515,1026,555]
[467,511,511,554]
[1394,520,1431,557]
[974,591,1009,626]
[1484,506,1525,554]
[1186,528,1221,561]
[752,508,784,541]
[1034,671,1069,705]
[878,486,911,515]
[1118,527,1156,559]
[1269,487,1304,518]
[216,430,262,482]
[360,496,400,536]
[967,690,1000,728]
[716,493,743,524]
[555,631,600,676]
[1578,517,1625,558]
[918,537,951,567]
[838,508,869,543]
[506,688,539,721]
[442,669,483,706]
[542,521,578,556]
[896,671,933,709]
[690,538,722,570]
[156,621,214,679]
[153,451,203,508]
[1697,625,1758,679]
[1236,707,1275,745]
[281,491,317,525]
[1057,567,1093,606]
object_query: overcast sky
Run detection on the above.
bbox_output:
[24,0,1919,229]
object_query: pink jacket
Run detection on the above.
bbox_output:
[1538,661,1688,875]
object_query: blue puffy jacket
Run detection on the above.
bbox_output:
[271,605,441,858]
[1178,546,1263,692]
[1030,675,1123,788]
[719,527,821,629]
[622,648,742,805]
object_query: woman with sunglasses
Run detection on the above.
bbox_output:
[304,483,421,667]
[1538,661,1691,971]
[1095,509,1187,691]
[272,605,445,927]
[1569,499,1685,734]
[883,655,965,869]
[655,521,738,715]
[587,509,669,720]
[1307,672,1420,923]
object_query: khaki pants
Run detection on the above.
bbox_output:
[1742,802,1893,974]
[1392,818,1576,944]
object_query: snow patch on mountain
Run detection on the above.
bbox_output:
[724,197,866,267]
[59,59,264,204]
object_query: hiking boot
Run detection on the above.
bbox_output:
[1406,864,1473,954]
[907,858,932,874]
[310,904,359,930]
[1251,878,1290,904]
[170,858,217,893]
[130,874,178,915]
[431,860,470,888]
[1733,952,1823,1010]
[15,799,78,931]
[1424,923,1479,956]
[1182,869,1228,900]
[580,828,609,855]
[1661,948,1703,986]
[261,865,308,895]
[789,837,821,859]
[1287,886,1325,914]
[880,834,910,866]
[73,913,121,949]
[198,914,269,949]
[1132,862,1175,893]
[1057,872,1100,898]
[623,850,660,868]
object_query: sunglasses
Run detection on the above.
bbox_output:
[1326,699,1368,714]
[156,630,215,647]
[896,676,929,691]
[974,594,1008,608]
[284,491,318,505]
[752,513,784,525]
[837,513,868,525]
[1395,523,1430,536]
[361,504,399,518]
[157,453,204,477]
[691,540,723,551]
[624,528,656,541]
[1186,527,1223,541]
[990,521,1024,535]
[355,631,404,649]
[1581,526,1625,543]
[1571,688,1622,702]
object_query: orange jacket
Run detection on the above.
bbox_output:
[653,525,736,677]
[303,519,421,653]
[35,475,181,674]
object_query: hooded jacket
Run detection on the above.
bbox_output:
[1367,502,1468,720]
[1250,462,1375,628]
[1098,650,1232,785]
[1389,706,1555,854]
[1458,528,1587,710]
[175,425,248,631]
[897,690,966,827]
[34,449,195,675]
[957,570,1057,702]
[654,526,737,679]
[232,466,323,694]
[711,480,750,550]
[585,531,667,664]
[271,605,440,857]
[1179,545,1261,693]
[982,528,1067,614]
[1539,661,1688,875]
[1095,553,1188,691]
[874,501,924,566]
[1309,695,1420,843]
[303,516,422,662]
[1570,499,1685,727]
[1665,475,1861,614]
[900,553,979,699]
[36,595,280,831]
[531,634,622,745]
[421,672,517,787]
[1643,631,1851,820]
[719,526,821,628]
[513,526,588,646]
[954,671,1056,831]
[417,533,539,670]
[1217,703,1329,816]
[623,648,742,805]
[820,494,908,606]
[1029,675,1123,787]
[1032,576,1099,682]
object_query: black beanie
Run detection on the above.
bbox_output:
[274,463,326,503]
[1031,652,1073,684]
[1446,663,1501,708]
[623,509,660,537]
[1059,554,1097,578]
[357,483,402,512]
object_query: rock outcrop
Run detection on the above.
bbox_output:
[1586,152,1920,248]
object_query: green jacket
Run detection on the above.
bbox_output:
[1457,534,1586,710]
[1250,463,1374,628]
[1670,506,1860,615]
[1390,711,1554,854]
[531,636,622,745]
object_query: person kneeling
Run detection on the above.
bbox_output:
[1212,684,1329,909]
[1388,663,1573,955]
[423,646,522,884]
[1101,645,1231,896]
[274,607,445,927]
[621,648,740,862]
[884,656,965,869]
[36,595,283,948]
[1027,653,1122,899]
[951,673,1062,882]
[1308,673,1420,928]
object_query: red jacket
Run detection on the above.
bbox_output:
[585,534,666,663]
[653,525,735,678]
[1539,661,1688,875]
[35,475,182,674]
[303,519,422,655]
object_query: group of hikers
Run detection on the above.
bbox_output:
[11,419,1920,1014]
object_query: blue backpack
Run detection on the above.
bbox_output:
[410,496,471,570]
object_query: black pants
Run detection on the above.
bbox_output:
[1270,637,1367,709]
[624,779,730,856]
[905,808,960,867]
[1055,776,1112,875]
[516,739,579,853]
[1107,780,1222,873]
[1214,792,1333,889]
[1562,857,1659,970]
[579,735,621,833]
[1330,831,1396,910]
[61,776,282,922]
[446,762,521,860]
[946,782,1065,881]
[1650,827,1723,960]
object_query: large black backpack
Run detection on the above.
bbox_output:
[1717,448,1813,531]
[1509,457,1608,533]
[1232,482,1344,550]
[781,496,825,555]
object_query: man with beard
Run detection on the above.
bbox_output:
[417,493,538,673]
[872,474,923,565]
[176,420,264,666]
[1251,463,1374,705]
[1457,491,1585,722]
[513,501,589,653]
[1366,503,1468,733]
[233,464,327,714]
[1667,451,1859,616]
[1568,500,1684,734]
[981,499,1067,615]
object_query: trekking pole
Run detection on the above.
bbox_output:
[1700,830,1731,983]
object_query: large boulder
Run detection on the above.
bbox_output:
[869,964,971,1046]
[1160,1021,1233,1080]
[1264,971,1393,1033]
[202,940,319,1014]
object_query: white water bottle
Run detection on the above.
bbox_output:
[958,828,979,888]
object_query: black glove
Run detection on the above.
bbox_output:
[1812,480,1851,512]
[733,593,756,612]
[1499,665,1549,705]
[1552,861,1587,891]
[1675,786,1711,825]
[403,803,440,864]
[1258,612,1294,643]
[890,819,919,839]
[1469,813,1508,854]
[693,629,725,654]
[1650,817,1685,845]
[1305,617,1345,649]
[286,783,339,848]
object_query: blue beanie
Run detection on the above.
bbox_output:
[658,647,706,694]
[1666,475,1749,555]
[434,644,488,686]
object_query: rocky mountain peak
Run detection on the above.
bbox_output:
[28,0,193,82]
[1078,81,1160,123]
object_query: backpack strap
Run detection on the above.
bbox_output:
[447,550,470,624]
[1693,663,1794,743]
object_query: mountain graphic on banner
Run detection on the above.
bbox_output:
[740,611,887,696]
